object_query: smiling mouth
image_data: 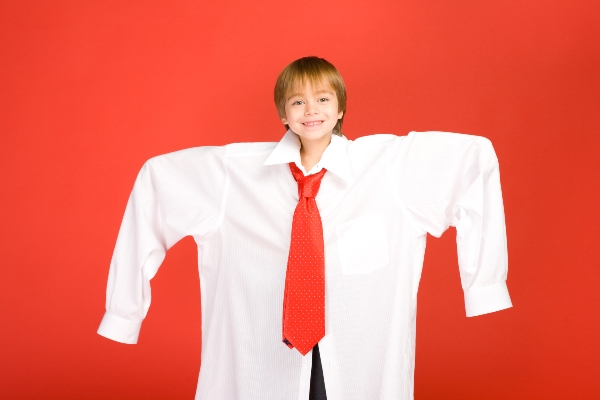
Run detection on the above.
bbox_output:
[302,121,324,126]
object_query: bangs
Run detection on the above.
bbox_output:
[283,72,331,101]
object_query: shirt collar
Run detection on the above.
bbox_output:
[263,129,353,182]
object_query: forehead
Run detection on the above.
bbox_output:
[286,74,336,98]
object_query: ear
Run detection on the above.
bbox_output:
[281,116,288,125]
[338,110,344,119]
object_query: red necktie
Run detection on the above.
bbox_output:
[282,162,327,356]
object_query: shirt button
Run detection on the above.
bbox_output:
[302,364,307,368]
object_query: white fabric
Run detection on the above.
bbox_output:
[98,129,512,400]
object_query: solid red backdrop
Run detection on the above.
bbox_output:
[1,1,599,399]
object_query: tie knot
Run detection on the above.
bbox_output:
[289,163,327,199]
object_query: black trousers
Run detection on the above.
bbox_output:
[309,343,327,400]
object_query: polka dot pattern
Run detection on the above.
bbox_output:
[282,162,327,356]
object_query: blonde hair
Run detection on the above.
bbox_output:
[274,56,347,136]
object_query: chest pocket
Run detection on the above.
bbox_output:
[335,213,390,275]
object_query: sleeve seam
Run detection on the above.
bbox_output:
[146,161,167,247]
[388,134,427,237]
[195,147,229,244]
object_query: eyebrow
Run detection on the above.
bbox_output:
[287,90,334,99]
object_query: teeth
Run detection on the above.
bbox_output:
[304,121,323,126]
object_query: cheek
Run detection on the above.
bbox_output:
[285,108,301,122]
[328,104,340,117]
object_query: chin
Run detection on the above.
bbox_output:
[292,126,335,142]
[298,131,330,140]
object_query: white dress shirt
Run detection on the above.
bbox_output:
[98,129,512,400]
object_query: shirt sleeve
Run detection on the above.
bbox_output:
[97,146,226,343]
[391,131,512,317]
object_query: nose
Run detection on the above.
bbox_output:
[304,99,319,115]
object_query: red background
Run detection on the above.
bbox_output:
[1,1,599,399]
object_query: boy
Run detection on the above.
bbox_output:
[98,56,512,399]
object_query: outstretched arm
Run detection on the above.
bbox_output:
[390,131,512,317]
[97,146,226,343]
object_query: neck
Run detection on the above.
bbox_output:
[299,133,332,173]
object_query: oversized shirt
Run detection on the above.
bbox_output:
[98,129,512,400]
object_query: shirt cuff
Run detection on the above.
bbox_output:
[97,311,142,344]
[464,281,512,317]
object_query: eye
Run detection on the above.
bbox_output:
[318,97,329,102]
[292,100,303,105]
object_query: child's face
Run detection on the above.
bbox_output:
[281,81,343,144]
